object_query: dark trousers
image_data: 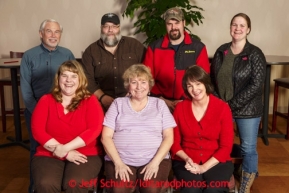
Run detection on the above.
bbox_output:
[24,109,39,193]
[172,160,233,193]
[32,155,103,193]
[105,159,171,193]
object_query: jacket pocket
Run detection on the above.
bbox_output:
[94,58,107,66]
[122,53,137,60]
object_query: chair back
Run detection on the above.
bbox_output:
[10,51,24,58]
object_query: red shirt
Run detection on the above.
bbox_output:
[171,95,233,163]
[32,94,104,158]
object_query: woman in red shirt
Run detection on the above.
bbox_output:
[31,60,104,193]
[171,65,234,193]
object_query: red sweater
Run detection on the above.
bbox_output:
[143,31,210,100]
[32,94,104,158]
[171,95,233,163]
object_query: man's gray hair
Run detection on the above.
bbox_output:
[39,19,63,32]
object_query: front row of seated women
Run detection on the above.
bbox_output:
[31,60,234,193]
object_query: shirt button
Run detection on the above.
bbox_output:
[129,56,131,59]
[200,137,202,140]
[200,153,203,156]
[198,132,200,135]
[114,58,116,60]
[200,146,202,149]
[114,67,116,69]
[115,87,117,89]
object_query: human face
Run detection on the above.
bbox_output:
[101,22,121,47]
[165,19,185,42]
[128,76,150,100]
[39,22,62,51]
[230,16,250,42]
[59,71,79,97]
[186,80,207,101]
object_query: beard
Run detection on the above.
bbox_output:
[101,32,122,47]
[169,29,181,40]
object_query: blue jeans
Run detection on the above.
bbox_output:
[235,117,261,174]
[24,109,39,193]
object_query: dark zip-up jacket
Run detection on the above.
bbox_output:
[210,41,266,118]
[143,31,210,100]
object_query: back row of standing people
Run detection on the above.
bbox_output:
[20,6,266,193]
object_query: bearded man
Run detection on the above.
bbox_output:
[143,7,210,112]
[82,13,146,111]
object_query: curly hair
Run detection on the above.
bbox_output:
[182,65,214,100]
[122,64,155,91]
[51,60,91,112]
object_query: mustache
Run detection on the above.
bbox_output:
[106,32,116,36]
[170,29,180,33]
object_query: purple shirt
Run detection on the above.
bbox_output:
[103,96,176,166]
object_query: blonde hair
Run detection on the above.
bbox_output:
[51,60,91,111]
[122,64,154,91]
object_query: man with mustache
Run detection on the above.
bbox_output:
[82,13,146,111]
[20,19,75,193]
[143,7,210,112]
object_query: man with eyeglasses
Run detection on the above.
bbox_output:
[20,19,75,193]
[82,13,146,111]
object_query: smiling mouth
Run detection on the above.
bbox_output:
[192,91,201,97]
[49,39,58,42]
[170,30,179,33]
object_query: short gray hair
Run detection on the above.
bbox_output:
[39,19,63,32]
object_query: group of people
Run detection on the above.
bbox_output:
[19,6,266,193]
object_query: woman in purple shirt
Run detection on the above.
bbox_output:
[101,64,176,193]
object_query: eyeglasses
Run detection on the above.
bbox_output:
[102,25,120,30]
[44,29,62,36]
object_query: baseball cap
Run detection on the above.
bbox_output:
[101,13,120,25]
[163,7,184,21]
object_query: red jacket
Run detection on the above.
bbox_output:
[143,31,210,100]
[171,95,233,163]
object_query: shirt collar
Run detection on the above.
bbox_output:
[40,43,59,52]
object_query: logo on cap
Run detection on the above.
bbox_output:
[106,13,115,18]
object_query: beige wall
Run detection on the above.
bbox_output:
[0,0,288,112]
